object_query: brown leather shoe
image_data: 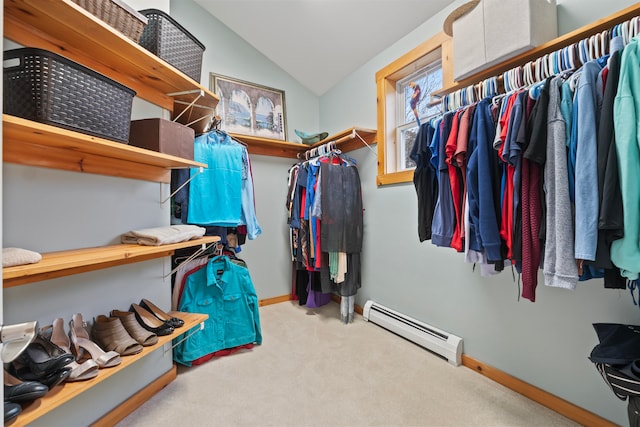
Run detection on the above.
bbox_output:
[110,310,158,347]
[91,315,143,356]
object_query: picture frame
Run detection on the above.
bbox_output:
[210,73,287,141]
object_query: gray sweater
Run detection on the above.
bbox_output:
[543,76,579,289]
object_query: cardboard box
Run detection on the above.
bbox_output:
[453,0,558,81]
[129,118,195,159]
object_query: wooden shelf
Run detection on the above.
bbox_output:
[230,133,306,159]
[3,236,221,288]
[308,127,377,154]
[3,115,208,183]
[12,312,208,427]
[3,0,219,112]
[433,3,640,97]
[231,127,377,159]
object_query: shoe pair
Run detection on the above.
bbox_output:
[91,309,165,356]
[4,370,47,403]
[8,333,74,389]
[139,299,184,329]
[129,299,184,337]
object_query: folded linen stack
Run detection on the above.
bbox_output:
[121,224,206,246]
[3,248,43,267]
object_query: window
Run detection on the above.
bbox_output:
[396,62,443,171]
[376,32,452,186]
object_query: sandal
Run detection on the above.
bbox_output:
[91,315,143,356]
[110,309,158,347]
[41,319,99,382]
[69,313,121,369]
[140,298,184,328]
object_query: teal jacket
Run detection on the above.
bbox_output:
[174,256,262,365]
[611,38,640,280]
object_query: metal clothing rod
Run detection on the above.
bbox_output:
[163,241,214,279]
[160,167,204,205]
[163,321,205,355]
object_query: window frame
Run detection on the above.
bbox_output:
[375,31,452,186]
[395,60,443,171]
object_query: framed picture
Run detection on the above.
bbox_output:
[210,73,287,141]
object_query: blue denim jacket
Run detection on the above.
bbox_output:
[174,256,262,366]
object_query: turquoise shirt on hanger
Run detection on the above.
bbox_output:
[188,131,244,226]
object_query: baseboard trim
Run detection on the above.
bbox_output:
[259,293,365,314]
[462,355,615,426]
[91,366,177,427]
[259,294,292,306]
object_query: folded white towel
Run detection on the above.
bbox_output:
[121,225,206,246]
[3,247,43,267]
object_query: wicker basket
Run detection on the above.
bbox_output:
[3,48,136,143]
[138,9,205,82]
[71,0,148,42]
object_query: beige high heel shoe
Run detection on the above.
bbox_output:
[41,318,99,382]
[69,313,121,369]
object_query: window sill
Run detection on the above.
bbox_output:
[376,170,414,186]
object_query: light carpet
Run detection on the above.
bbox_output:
[116,301,579,427]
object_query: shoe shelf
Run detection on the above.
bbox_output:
[12,311,208,427]
[3,115,209,183]
[230,127,377,159]
[3,0,219,113]
[3,236,221,288]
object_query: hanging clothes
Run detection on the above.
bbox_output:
[287,148,364,321]
[594,49,625,289]
[172,129,261,244]
[173,255,262,366]
[611,37,640,280]
[410,121,438,242]
[410,26,640,301]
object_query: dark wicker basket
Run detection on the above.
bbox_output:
[3,48,136,143]
[71,0,148,42]
[138,9,205,82]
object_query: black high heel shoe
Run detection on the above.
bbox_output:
[130,304,174,336]
[139,299,184,328]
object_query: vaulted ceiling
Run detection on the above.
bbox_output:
[194,0,456,95]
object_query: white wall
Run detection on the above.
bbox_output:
[321,1,640,426]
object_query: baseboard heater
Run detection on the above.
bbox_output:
[362,300,463,366]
